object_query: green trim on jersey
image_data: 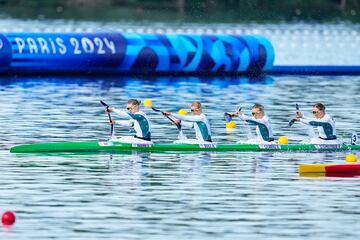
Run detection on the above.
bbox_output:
[309,121,335,139]
[246,120,274,142]
[128,113,151,139]
[196,121,212,142]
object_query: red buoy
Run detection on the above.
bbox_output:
[2,211,16,225]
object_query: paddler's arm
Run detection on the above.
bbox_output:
[179,120,194,128]
[296,112,314,125]
[163,112,194,128]
[234,112,265,125]
[300,116,331,127]
[171,113,203,122]
[111,120,134,127]
[107,107,134,126]
[109,107,132,119]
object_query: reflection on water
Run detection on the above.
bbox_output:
[1,75,360,239]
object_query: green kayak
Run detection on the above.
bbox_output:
[9,141,360,153]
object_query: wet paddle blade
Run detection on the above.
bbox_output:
[100,100,109,108]
[224,112,233,123]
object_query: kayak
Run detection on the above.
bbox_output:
[9,140,360,153]
[299,163,360,177]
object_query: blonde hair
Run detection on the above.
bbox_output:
[128,99,141,106]
[191,101,202,109]
[252,103,264,113]
[313,103,325,111]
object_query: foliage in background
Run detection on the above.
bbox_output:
[0,0,359,22]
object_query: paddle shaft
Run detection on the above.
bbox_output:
[100,101,114,137]
[152,107,181,130]
[288,104,300,127]
[224,107,242,122]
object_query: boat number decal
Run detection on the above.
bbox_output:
[259,144,280,149]
[199,143,217,148]
[314,144,341,149]
[132,144,152,148]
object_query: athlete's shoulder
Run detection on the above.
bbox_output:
[200,113,209,120]
[262,115,270,121]
[323,113,334,121]
[137,111,147,116]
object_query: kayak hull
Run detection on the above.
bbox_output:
[299,163,360,177]
[10,141,360,153]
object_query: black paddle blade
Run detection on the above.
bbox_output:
[151,107,162,113]
[100,100,109,108]
[174,122,182,130]
[224,112,233,123]
[288,103,299,127]
[288,119,296,127]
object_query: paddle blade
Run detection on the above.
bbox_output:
[289,104,299,127]
[151,107,162,113]
[100,100,109,108]
[224,112,233,123]
[288,119,296,127]
[175,122,182,131]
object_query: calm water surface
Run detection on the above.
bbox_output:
[1,75,360,239]
[0,19,360,239]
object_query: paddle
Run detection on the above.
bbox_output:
[152,107,181,130]
[152,107,187,140]
[224,107,242,122]
[100,100,114,137]
[288,104,299,127]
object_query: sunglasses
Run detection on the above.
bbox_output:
[127,107,133,111]
[191,109,199,112]
[312,111,320,114]
[252,112,260,116]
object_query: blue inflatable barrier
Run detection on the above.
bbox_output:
[0,33,274,75]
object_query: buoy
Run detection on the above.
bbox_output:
[226,121,236,129]
[178,109,188,115]
[346,153,357,163]
[143,99,152,108]
[2,211,15,225]
[278,136,289,145]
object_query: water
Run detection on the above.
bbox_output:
[1,75,360,239]
[1,19,360,239]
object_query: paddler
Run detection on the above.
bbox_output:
[107,99,152,143]
[163,102,212,143]
[294,103,337,142]
[232,103,274,143]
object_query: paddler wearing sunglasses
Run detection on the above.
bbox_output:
[293,103,337,143]
[232,103,274,143]
[106,99,152,143]
[163,102,212,143]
